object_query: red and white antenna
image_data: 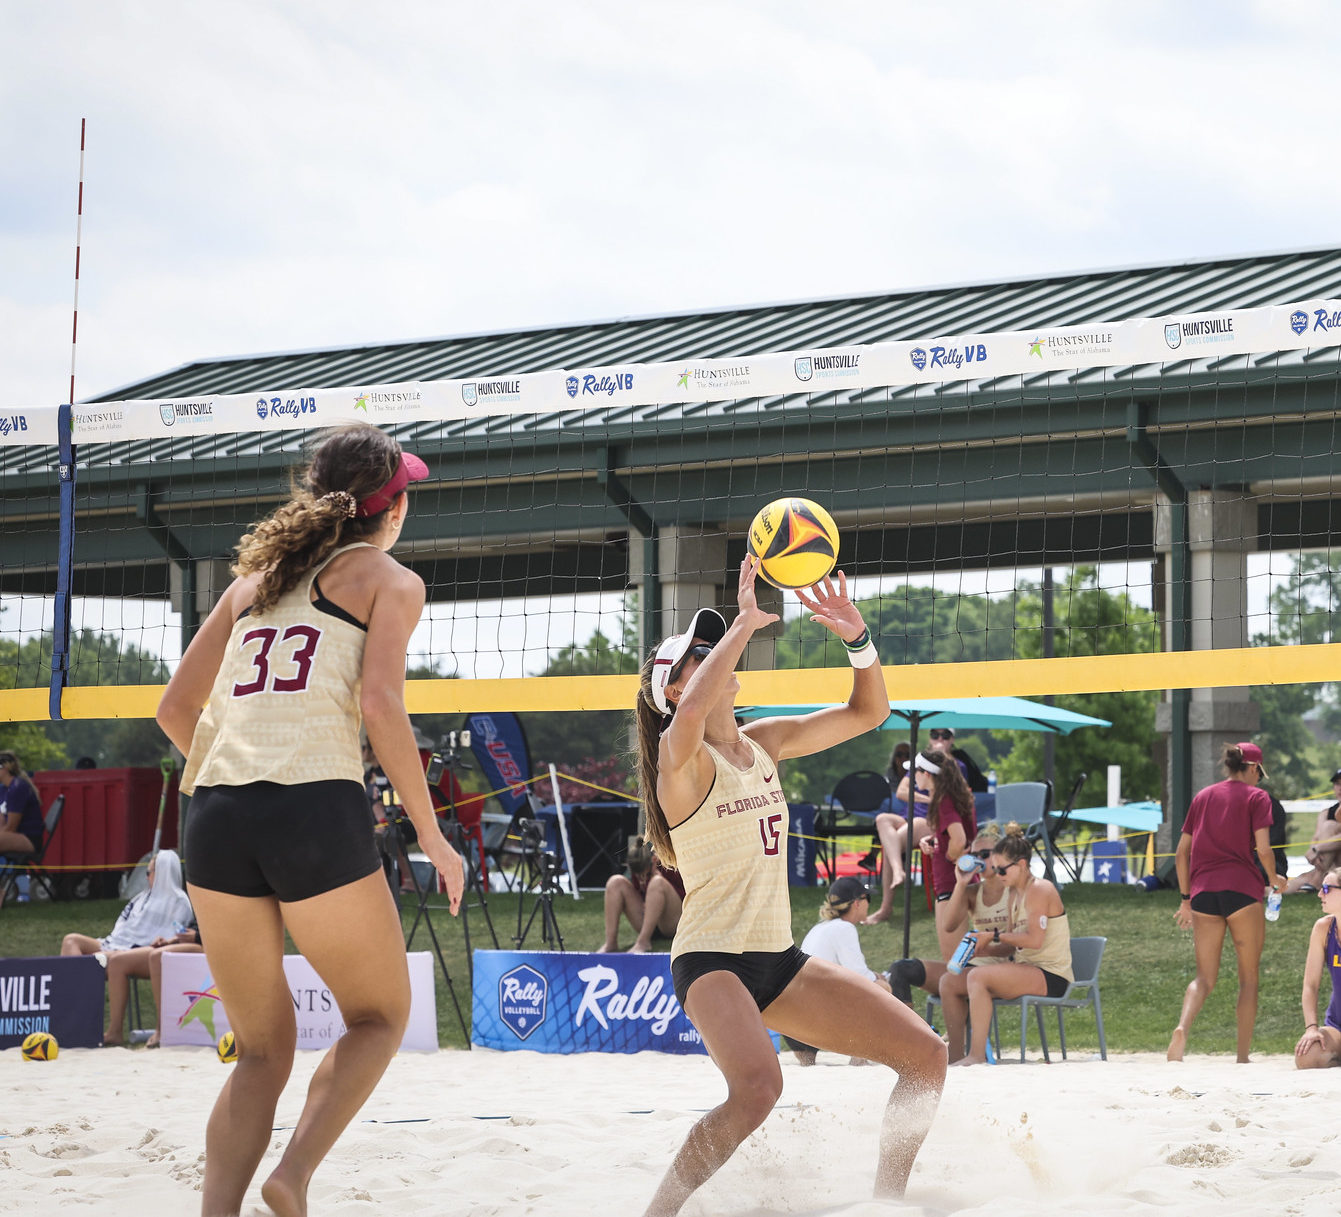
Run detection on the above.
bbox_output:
[69,118,86,405]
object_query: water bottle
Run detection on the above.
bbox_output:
[987,769,998,795]
[946,931,977,974]
[957,853,985,875]
[1265,890,1282,922]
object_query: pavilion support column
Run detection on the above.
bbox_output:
[1154,489,1260,846]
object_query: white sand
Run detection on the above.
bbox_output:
[2,1046,1337,1216]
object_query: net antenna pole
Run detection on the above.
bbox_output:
[547,763,581,899]
[50,118,86,723]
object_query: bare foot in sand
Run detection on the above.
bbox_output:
[262,1171,306,1217]
[951,1054,986,1067]
[1167,1028,1186,1061]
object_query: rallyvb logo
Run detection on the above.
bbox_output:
[498,964,548,1040]
[0,414,28,437]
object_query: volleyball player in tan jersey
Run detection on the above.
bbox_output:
[635,556,946,1217]
[158,424,463,1217]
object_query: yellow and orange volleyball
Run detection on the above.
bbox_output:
[747,497,840,590]
[21,1031,58,1060]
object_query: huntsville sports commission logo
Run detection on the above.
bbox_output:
[498,964,547,1041]
[461,378,521,407]
[675,364,752,394]
[256,396,317,419]
[1163,315,1235,350]
[1027,329,1116,360]
[565,372,634,398]
[793,352,861,382]
[157,400,214,427]
[908,343,989,372]
[352,388,422,417]
[1290,308,1341,336]
[0,413,29,437]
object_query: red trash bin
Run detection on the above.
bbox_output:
[31,767,179,898]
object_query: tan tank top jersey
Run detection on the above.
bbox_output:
[966,882,1011,968]
[1009,886,1074,981]
[668,735,794,960]
[181,545,372,794]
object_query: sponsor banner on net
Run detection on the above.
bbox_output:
[1284,299,1341,341]
[0,407,58,446]
[790,347,867,388]
[348,382,426,421]
[669,360,756,401]
[561,365,641,405]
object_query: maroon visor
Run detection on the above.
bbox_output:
[356,452,430,518]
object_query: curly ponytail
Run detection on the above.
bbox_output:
[233,424,402,612]
[633,649,677,868]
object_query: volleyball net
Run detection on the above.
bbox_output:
[3,297,1341,768]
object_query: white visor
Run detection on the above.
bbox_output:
[650,608,728,715]
[903,754,943,775]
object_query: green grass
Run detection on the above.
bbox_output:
[3,878,1327,1055]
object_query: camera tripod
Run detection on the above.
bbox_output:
[378,808,467,1039]
[512,820,565,952]
[408,731,499,971]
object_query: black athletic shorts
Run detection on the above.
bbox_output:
[1040,968,1070,998]
[671,944,809,1011]
[186,780,381,903]
[1190,889,1257,918]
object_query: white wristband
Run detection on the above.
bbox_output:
[847,640,879,669]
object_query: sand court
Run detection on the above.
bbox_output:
[2,1047,1336,1216]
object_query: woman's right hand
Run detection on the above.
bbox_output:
[420,832,465,915]
[736,555,780,634]
[1295,1027,1325,1058]
[1174,902,1193,930]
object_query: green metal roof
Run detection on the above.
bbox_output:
[91,245,1341,405]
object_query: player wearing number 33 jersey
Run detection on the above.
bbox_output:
[180,542,374,793]
[668,734,792,958]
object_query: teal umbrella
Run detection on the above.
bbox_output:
[739,695,1110,734]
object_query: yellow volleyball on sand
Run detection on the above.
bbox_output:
[747,497,841,590]
[21,1031,58,1061]
[217,1031,238,1063]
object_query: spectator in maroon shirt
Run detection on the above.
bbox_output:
[1168,741,1282,1064]
[598,836,685,953]
[911,749,977,960]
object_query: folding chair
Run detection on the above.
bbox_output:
[0,794,65,905]
[819,771,891,881]
[995,781,1054,880]
[1027,772,1087,883]
[993,936,1109,1062]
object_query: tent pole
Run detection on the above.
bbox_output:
[901,712,921,959]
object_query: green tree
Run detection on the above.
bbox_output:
[1250,549,1341,796]
[521,620,641,799]
[995,568,1161,806]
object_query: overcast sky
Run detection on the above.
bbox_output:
[3,0,1339,414]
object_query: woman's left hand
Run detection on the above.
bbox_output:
[795,572,865,643]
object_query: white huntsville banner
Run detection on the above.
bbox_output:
[158,950,438,1052]
[4,298,1340,447]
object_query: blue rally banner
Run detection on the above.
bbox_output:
[472,950,708,1055]
[466,712,533,820]
[0,956,105,1050]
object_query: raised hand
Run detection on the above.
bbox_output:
[737,555,780,632]
[794,571,866,643]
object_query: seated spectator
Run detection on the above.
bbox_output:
[953,825,1073,1066]
[103,922,204,1047]
[910,749,977,958]
[0,749,44,860]
[886,827,1015,1062]
[788,876,891,1065]
[864,742,930,922]
[1286,770,1341,894]
[61,849,194,957]
[598,836,685,953]
[1295,868,1341,1070]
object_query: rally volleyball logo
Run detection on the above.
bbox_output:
[497,963,548,1041]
